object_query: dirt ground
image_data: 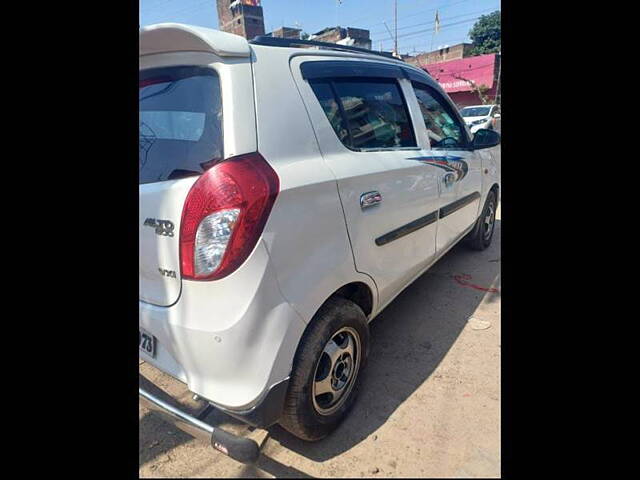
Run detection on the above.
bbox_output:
[140,205,501,478]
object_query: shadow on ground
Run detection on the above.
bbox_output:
[139,411,193,467]
[139,221,500,475]
[266,221,501,463]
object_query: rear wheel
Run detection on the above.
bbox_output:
[465,190,497,251]
[279,297,369,441]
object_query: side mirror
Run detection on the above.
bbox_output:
[493,113,501,119]
[472,128,501,150]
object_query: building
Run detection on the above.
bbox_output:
[270,26,302,40]
[310,26,372,49]
[216,0,265,40]
[403,42,474,67]
[422,53,501,107]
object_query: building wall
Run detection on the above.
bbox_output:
[217,0,234,29]
[312,27,372,49]
[404,43,473,67]
[313,28,343,44]
[216,0,265,39]
[272,27,302,39]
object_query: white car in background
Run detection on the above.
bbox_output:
[460,104,501,134]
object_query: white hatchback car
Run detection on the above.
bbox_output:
[139,23,500,463]
[460,104,501,134]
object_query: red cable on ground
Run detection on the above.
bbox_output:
[453,274,499,293]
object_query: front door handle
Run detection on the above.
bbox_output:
[360,191,382,209]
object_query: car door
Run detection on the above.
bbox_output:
[410,80,483,252]
[291,57,442,308]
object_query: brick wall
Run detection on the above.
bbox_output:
[312,27,371,49]
[216,0,265,39]
[404,43,473,67]
[272,27,302,39]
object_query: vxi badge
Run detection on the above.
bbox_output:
[144,218,175,237]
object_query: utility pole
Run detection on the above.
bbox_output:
[394,0,398,56]
[494,50,502,105]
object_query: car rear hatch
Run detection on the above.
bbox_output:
[139,24,256,307]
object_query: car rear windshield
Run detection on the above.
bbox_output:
[460,106,491,117]
[139,66,223,185]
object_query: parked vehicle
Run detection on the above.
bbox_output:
[460,104,501,134]
[139,23,501,464]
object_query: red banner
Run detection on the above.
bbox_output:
[424,53,496,93]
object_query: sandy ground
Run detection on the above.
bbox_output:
[139,198,501,478]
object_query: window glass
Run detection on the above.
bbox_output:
[311,78,416,150]
[414,85,467,149]
[139,66,223,184]
[309,81,350,145]
[460,106,491,117]
[139,111,206,141]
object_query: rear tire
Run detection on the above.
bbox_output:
[279,297,369,441]
[465,190,497,251]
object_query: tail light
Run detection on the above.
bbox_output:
[179,152,279,281]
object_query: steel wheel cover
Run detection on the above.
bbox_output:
[312,326,361,416]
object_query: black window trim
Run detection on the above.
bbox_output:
[300,59,438,87]
[310,76,420,153]
[301,60,406,81]
[411,80,473,150]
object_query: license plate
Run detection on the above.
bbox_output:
[139,328,156,358]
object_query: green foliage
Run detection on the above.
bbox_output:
[469,11,501,55]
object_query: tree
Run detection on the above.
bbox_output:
[452,74,492,105]
[469,11,501,55]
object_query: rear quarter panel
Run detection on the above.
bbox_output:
[251,46,378,323]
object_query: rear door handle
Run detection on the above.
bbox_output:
[360,191,382,209]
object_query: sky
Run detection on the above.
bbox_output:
[139,0,501,56]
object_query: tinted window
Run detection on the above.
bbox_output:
[311,78,416,150]
[309,82,350,145]
[139,66,223,184]
[414,85,467,149]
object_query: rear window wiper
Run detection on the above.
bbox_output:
[167,169,201,181]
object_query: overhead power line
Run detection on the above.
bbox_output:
[342,0,477,30]
[371,6,499,37]
[376,16,485,47]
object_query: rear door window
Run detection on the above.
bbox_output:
[310,78,416,150]
[139,66,223,184]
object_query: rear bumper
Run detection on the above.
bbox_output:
[139,240,307,410]
[140,386,261,464]
[214,376,290,428]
